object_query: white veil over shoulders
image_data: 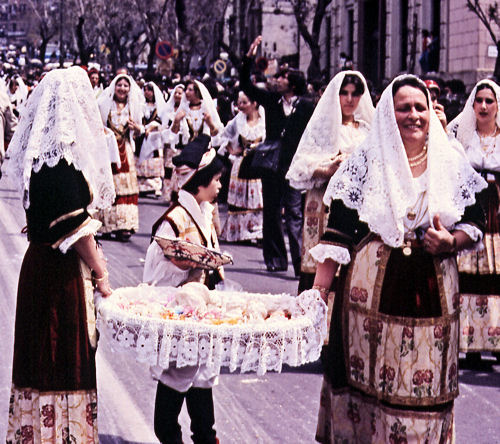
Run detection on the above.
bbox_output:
[286,70,374,190]
[4,66,116,210]
[163,84,185,120]
[447,78,500,146]
[323,74,487,248]
[144,81,167,119]
[98,73,144,125]
[178,80,223,132]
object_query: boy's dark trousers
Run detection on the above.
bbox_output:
[154,381,217,444]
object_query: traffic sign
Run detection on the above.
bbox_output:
[156,41,174,60]
[213,59,227,75]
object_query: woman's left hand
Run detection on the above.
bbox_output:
[423,214,455,255]
[128,119,141,135]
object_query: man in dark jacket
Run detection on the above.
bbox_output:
[240,36,314,274]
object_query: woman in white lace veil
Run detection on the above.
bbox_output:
[309,74,486,443]
[219,91,266,242]
[161,84,189,201]
[448,79,500,363]
[286,70,374,292]
[4,66,115,211]
[287,70,374,190]
[135,81,167,196]
[5,66,112,444]
[95,73,144,241]
[7,75,29,113]
[171,80,223,146]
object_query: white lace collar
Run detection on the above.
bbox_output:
[4,67,116,210]
[323,74,487,248]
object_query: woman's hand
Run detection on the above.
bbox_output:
[128,119,141,136]
[247,35,262,58]
[94,272,112,297]
[312,154,344,180]
[171,109,186,133]
[424,215,455,255]
[227,143,243,156]
[433,103,447,129]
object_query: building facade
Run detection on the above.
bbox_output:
[225,0,499,90]
[319,0,498,89]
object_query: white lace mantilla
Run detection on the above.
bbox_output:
[323,74,487,248]
[4,67,116,210]
[96,286,327,375]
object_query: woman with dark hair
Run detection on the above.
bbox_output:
[5,67,113,443]
[170,80,223,146]
[219,91,265,242]
[309,75,486,442]
[287,70,374,293]
[96,74,144,241]
[143,134,223,444]
[448,79,500,363]
[136,82,167,197]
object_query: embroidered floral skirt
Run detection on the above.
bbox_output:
[457,180,500,352]
[136,156,164,194]
[7,244,98,443]
[221,156,263,242]
[97,139,139,233]
[317,239,459,443]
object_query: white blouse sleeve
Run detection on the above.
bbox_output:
[455,222,484,252]
[218,116,239,156]
[58,219,102,254]
[309,243,351,265]
[143,221,190,287]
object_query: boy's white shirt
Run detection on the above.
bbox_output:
[143,189,216,287]
[143,189,219,390]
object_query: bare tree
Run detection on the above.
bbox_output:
[175,0,231,73]
[134,0,171,76]
[98,0,146,71]
[287,0,332,81]
[467,0,500,80]
[26,0,60,63]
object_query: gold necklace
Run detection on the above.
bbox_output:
[478,127,497,154]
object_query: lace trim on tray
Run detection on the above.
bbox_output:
[96,287,327,376]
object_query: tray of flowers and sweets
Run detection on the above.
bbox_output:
[96,283,326,375]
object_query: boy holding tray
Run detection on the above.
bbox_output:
[143,133,224,444]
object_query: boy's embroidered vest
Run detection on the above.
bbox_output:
[152,202,224,288]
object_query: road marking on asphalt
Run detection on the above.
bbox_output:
[240,378,265,384]
[97,350,157,442]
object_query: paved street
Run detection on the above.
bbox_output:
[1,177,500,443]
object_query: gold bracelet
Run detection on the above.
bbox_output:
[312,285,329,295]
[93,271,109,282]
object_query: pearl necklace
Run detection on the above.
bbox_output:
[407,145,428,168]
